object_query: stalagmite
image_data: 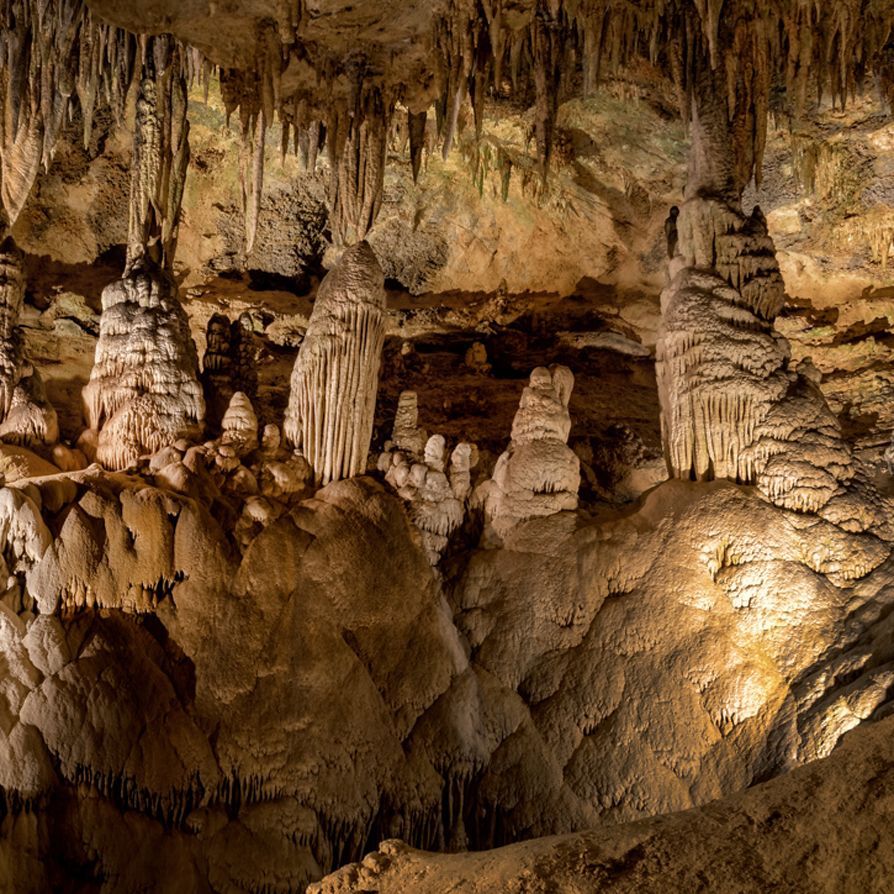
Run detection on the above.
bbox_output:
[478,365,580,535]
[221,391,259,456]
[380,417,475,566]
[201,312,258,432]
[390,390,427,457]
[284,241,386,485]
[82,268,205,471]
[83,40,204,470]
[0,239,57,448]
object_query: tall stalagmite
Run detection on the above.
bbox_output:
[656,19,855,513]
[284,241,386,485]
[83,38,204,470]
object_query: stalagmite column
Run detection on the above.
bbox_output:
[82,39,204,470]
[477,365,580,535]
[656,24,853,512]
[284,241,386,485]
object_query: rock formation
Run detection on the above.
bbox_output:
[478,365,580,535]
[82,39,204,470]
[82,267,205,470]
[0,3,893,893]
[0,240,58,448]
[380,427,475,566]
[312,712,894,894]
[655,22,856,515]
[285,241,386,485]
[201,312,258,432]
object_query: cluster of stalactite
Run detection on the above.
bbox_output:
[4,0,889,249]
[0,0,206,238]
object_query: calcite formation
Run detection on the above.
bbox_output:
[82,266,205,470]
[201,313,258,431]
[1,3,894,892]
[380,432,475,566]
[285,241,386,485]
[657,201,854,513]
[81,38,204,471]
[478,365,580,535]
[0,240,58,448]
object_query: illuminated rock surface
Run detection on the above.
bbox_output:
[0,2,893,892]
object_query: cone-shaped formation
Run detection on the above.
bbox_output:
[284,241,386,485]
[479,365,580,535]
[0,238,57,447]
[221,390,259,456]
[657,200,854,513]
[82,265,204,471]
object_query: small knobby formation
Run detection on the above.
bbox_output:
[379,391,476,565]
[380,369,583,562]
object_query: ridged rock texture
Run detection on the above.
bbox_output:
[81,37,204,471]
[479,365,580,535]
[284,240,386,485]
[81,267,205,471]
[657,200,855,514]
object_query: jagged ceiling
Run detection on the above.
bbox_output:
[2,1,893,245]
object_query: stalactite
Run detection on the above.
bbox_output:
[241,109,266,257]
[127,36,190,273]
[284,241,386,485]
[327,89,393,248]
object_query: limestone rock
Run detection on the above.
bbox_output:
[284,242,386,485]
[479,366,580,535]
[82,264,205,471]
[311,714,894,894]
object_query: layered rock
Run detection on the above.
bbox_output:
[285,241,386,485]
[657,200,854,513]
[478,365,580,535]
[82,267,205,470]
